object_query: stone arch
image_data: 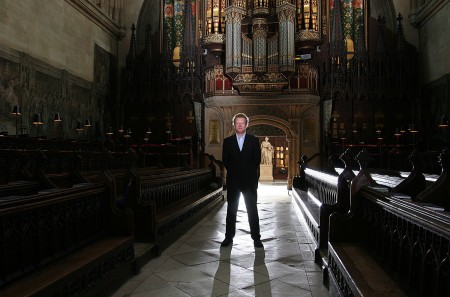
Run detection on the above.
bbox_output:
[249,115,296,139]
[136,0,160,53]
[249,115,299,189]
[369,0,397,32]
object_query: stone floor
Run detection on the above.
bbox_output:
[111,182,330,297]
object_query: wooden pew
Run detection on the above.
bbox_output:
[124,157,224,255]
[0,148,141,204]
[292,149,355,266]
[0,172,135,297]
[293,148,449,296]
[0,149,51,197]
[327,149,450,297]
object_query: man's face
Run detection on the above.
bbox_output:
[234,117,247,134]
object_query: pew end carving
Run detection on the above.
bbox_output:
[392,149,426,199]
[414,149,450,210]
[328,149,377,244]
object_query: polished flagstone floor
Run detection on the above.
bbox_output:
[111,182,329,297]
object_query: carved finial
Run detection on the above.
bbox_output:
[376,15,386,53]
[340,148,355,169]
[355,14,367,56]
[126,23,137,63]
[396,13,405,52]
[408,150,424,172]
[355,149,374,170]
[298,154,308,171]
[301,154,308,163]
[438,148,450,173]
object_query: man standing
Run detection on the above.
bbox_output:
[221,113,263,248]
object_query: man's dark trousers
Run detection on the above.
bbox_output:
[225,185,261,241]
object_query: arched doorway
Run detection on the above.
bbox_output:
[248,125,287,181]
[248,115,298,189]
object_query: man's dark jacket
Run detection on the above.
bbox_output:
[222,133,261,190]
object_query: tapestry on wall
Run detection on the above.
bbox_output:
[0,46,106,140]
[94,44,116,135]
[0,57,20,135]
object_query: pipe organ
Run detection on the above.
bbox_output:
[200,0,323,94]
[161,0,329,94]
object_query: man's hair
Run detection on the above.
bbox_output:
[232,113,249,126]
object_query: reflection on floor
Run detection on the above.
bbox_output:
[111,182,329,297]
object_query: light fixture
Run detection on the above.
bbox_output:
[32,113,43,137]
[394,128,401,145]
[53,113,62,140]
[331,110,340,119]
[438,115,448,128]
[76,121,84,131]
[11,106,21,137]
[346,36,355,60]
[53,113,62,122]
[12,105,21,115]
[186,110,195,123]
[106,127,113,135]
[32,113,43,125]
[84,119,91,127]
[172,46,181,68]
[144,128,151,143]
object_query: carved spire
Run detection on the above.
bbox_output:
[376,15,386,53]
[329,0,346,93]
[352,14,368,98]
[396,13,405,53]
[180,0,197,76]
[144,24,153,61]
[355,15,367,58]
[330,0,346,57]
[125,23,137,104]
[126,23,136,65]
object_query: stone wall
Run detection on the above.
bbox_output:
[0,0,125,139]
[0,1,118,81]
[418,2,450,83]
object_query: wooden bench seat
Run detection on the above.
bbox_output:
[327,163,410,297]
[328,243,407,297]
[0,180,40,197]
[0,236,133,297]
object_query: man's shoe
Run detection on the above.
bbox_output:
[254,240,264,248]
[221,238,233,247]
